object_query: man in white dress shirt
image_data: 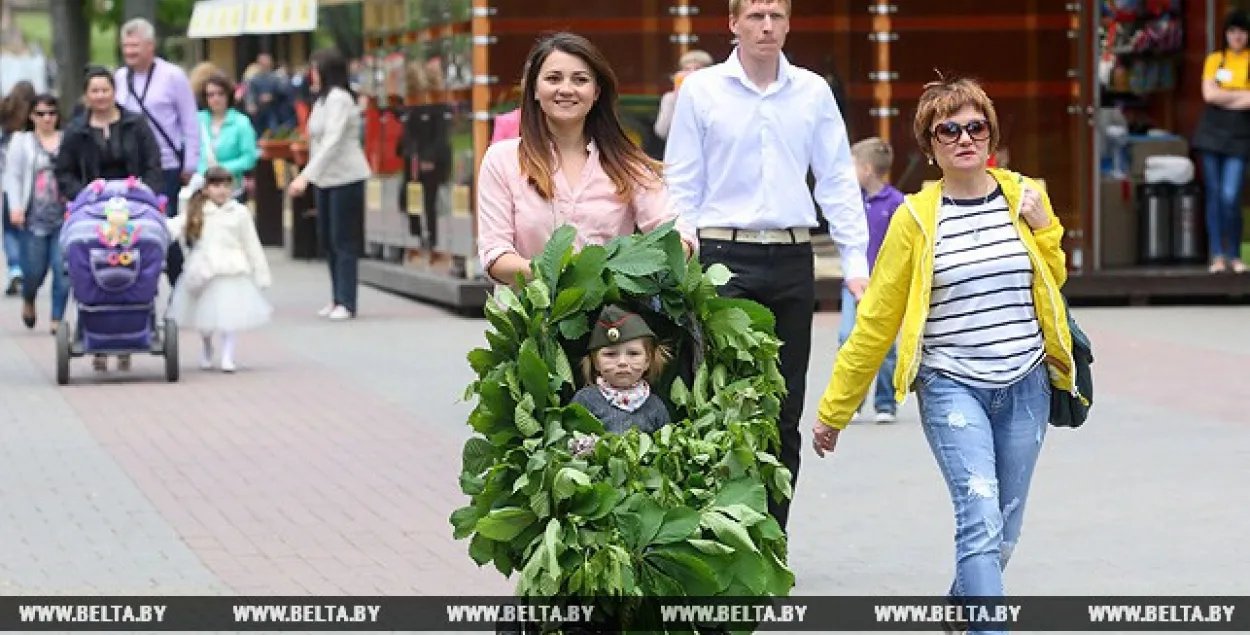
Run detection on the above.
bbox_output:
[664,0,870,532]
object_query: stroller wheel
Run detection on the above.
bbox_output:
[56,322,71,386]
[163,319,180,382]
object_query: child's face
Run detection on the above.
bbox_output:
[205,181,233,205]
[593,340,650,389]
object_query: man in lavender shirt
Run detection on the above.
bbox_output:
[114,18,200,285]
[839,137,906,423]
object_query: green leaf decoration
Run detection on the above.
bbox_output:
[475,507,537,542]
[452,223,793,628]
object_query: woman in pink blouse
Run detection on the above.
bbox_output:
[477,32,695,283]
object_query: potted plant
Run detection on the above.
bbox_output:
[258,127,296,161]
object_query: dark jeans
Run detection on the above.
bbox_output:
[316,180,365,313]
[2,194,20,273]
[699,238,815,532]
[160,169,185,285]
[21,230,69,320]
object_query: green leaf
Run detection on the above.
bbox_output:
[606,247,668,277]
[692,362,710,408]
[772,466,794,500]
[552,346,575,388]
[558,313,591,340]
[669,377,689,407]
[644,548,721,596]
[652,507,701,544]
[536,225,576,287]
[459,472,485,495]
[450,506,484,540]
[715,503,768,527]
[525,278,552,310]
[543,518,563,582]
[551,288,587,322]
[700,510,758,554]
[517,339,550,411]
[467,348,497,376]
[469,533,495,565]
[704,263,733,286]
[715,478,769,513]
[554,467,591,501]
[687,538,736,555]
[530,491,552,518]
[514,395,542,438]
[461,437,496,475]
[476,507,537,542]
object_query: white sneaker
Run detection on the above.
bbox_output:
[317,303,336,317]
[874,411,897,424]
[327,305,353,321]
[221,358,236,373]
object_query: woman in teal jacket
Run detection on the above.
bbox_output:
[198,73,259,197]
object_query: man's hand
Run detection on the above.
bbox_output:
[812,421,841,458]
[9,208,26,229]
[845,277,869,300]
[1019,187,1051,230]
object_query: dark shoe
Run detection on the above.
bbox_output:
[4,275,20,296]
[92,355,107,372]
[49,319,60,336]
[21,299,35,329]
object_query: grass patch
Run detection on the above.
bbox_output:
[14,11,119,67]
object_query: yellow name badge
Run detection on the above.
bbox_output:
[406,183,424,215]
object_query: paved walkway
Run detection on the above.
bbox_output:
[1,251,1247,631]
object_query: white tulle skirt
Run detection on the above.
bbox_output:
[169,274,272,333]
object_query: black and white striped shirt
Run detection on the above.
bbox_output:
[922,187,1045,387]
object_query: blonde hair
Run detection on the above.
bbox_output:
[679,50,714,69]
[580,338,672,385]
[852,137,894,178]
[729,0,790,16]
[913,75,1000,160]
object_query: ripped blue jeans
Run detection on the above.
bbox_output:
[916,363,1050,633]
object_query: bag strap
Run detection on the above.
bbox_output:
[126,65,186,171]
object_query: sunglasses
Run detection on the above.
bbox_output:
[32,110,58,117]
[932,119,991,145]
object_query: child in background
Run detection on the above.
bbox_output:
[842,137,905,423]
[167,167,273,373]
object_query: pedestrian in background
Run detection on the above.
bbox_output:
[1,80,36,295]
[286,49,372,321]
[839,137,905,424]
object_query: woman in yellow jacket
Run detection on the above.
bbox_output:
[812,77,1076,631]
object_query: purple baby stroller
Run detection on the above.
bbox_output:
[56,178,179,384]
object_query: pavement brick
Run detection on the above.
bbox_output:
[0,249,1246,635]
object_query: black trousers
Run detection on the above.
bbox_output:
[160,169,185,285]
[699,238,814,532]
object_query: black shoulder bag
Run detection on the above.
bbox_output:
[1050,296,1093,428]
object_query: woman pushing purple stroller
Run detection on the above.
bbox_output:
[55,177,179,384]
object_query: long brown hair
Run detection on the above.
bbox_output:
[185,167,234,242]
[517,32,662,201]
[1,81,36,134]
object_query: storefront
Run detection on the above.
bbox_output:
[354,0,1250,312]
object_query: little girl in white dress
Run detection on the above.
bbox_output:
[167,167,272,372]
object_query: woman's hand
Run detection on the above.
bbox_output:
[287,175,308,198]
[811,421,841,458]
[1019,187,1051,231]
[8,208,25,229]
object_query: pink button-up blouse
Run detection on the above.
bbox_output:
[476,138,695,278]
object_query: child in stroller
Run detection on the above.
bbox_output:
[56,177,177,383]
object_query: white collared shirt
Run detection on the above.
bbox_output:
[664,49,870,279]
